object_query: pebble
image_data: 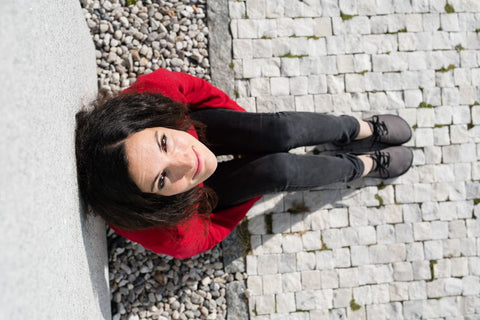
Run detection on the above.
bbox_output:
[81,1,223,319]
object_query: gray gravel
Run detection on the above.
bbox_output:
[81,0,211,93]
[80,1,239,319]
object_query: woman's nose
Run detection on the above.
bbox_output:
[169,150,194,180]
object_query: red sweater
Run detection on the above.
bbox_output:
[110,68,261,259]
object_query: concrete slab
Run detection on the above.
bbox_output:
[0,1,110,319]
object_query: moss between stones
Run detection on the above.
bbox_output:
[419,101,434,108]
[265,213,273,234]
[288,200,310,213]
[375,194,384,208]
[340,11,357,21]
[438,64,456,72]
[445,3,455,13]
[350,299,362,311]
[429,260,438,282]
[279,52,309,58]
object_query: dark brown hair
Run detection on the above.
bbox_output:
[75,92,217,230]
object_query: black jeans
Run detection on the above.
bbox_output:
[190,109,365,210]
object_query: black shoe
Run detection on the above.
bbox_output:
[365,146,414,179]
[364,114,412,146]
[335,115,412,152]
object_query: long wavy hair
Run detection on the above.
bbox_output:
[75,92,217,230]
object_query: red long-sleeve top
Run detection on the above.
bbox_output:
[109,68,261,259]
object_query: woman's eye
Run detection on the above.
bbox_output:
[158,171,166,190]
[161,134,167,152]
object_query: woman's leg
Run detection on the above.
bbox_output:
[190,109,360,155]
[205,152,364,211]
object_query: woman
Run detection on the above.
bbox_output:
[76,68,413,259]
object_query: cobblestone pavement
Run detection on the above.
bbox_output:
[223,0,480,319]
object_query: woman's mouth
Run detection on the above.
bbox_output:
[192,147,202,180]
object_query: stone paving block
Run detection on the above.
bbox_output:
[233,39,253,59]
[248,275,263,295]
[257,254,279,275]
[296,251,316,271]
[434,258,452,277]
[406,13,423,31]
[275,292,296,313]
[242,59,262,78]
[301,230,321,251]
[451,257,469,277]
[282,272,302,292]
[333,248,351,268]
[262,234,283,254]
[389,282,409,301]
[301,270,322,290]
[229,1,246,19]
[403,299,423,319]
[237,19,258,39]
[370,284,390,303]
[338,267,359,288]
[314,289,333,309]
[280,58,300,77]
[336,54,354,73]
[307,75,327,94]
[454,68,472,85]
[321,270,339,289]
[424,240,443,260]
[345,74,365,93]
[445,277,463,296]
[263,274,283,295]
[412,260,431,280]
[289,76,308,95]
[254,294,276,315]
[250,78,270,96]
[393,262,414,281]
[468,250,480,271]
[246,0,266,19]
[452,105,472,124]
[363,34,397,54]
[427,279,446,298]
[408,280,427,300]
[311,18,332,37]
[377,225,395,244]
[321,229,345,249]
[460,238,477,256]
[288,312,310,320]
[282,234,304,253]
[442,239,460,258]
[265,0,283,18]
[326,35,346,55]
[432,32,451,50]
[249,215,267,235]
[247,255,258,275]
[315,250,334,270]
[463,276,480,295]
[333,16,371,35]
[333,287,352,308]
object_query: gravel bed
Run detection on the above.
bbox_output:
[80,1,237,319]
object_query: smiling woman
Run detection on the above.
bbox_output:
[124,126,217,196]
[76,68,413,259]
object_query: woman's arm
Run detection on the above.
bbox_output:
[124,68,245,111]
[111,196,260,259]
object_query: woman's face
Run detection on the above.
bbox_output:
[124,127,217,196]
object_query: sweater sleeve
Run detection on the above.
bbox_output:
[111,196,261,259]
[124,68,245,112]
